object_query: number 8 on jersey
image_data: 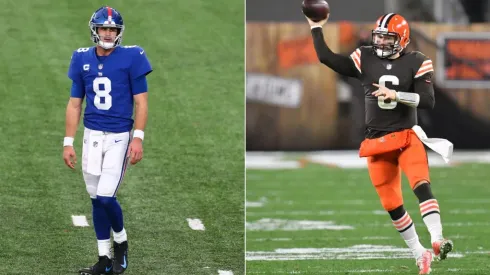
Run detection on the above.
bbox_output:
[93,77,112,110]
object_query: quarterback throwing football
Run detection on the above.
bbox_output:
[306,13,453,274]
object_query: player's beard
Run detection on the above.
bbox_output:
[376,48,393,58]
[374,42,401,59]
[99,36,116,49]
[99,40,115,49]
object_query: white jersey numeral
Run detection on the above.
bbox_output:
[77,47,90,52]
[93,77,112,110]
[377,75,399,110]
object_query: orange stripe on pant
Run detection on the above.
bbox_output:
[367,130,430,211]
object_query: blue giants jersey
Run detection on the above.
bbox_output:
[68,45,152,133]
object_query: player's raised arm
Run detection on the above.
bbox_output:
[306,17,359,78]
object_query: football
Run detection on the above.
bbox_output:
[302,0,330,22]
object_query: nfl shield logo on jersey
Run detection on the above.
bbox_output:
[386,64,392,70]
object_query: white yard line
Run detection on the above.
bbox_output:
[187,218,205,231]
[246,245,468,261]
[71,215,89,227]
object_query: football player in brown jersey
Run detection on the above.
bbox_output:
[305,13,453,274]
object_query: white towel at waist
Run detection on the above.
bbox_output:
[412,125,453,164]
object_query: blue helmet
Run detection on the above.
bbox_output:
[89,6,125,49]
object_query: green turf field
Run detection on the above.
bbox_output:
[246,157,490,274]
[0,1,244,274]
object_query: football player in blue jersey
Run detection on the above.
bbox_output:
[62,6,152,275]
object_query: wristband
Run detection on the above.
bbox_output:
[395,91,420,108]
[133,129,144,140]
[64,137,74,147]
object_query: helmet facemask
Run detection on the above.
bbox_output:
[90,23,125,49]
[371,31,402,59]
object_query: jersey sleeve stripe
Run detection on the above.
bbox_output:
[415,60,434,78]
[417,64,433,73]
[415,67,434,78]
[350,48,362,74]
[419,63,433,69]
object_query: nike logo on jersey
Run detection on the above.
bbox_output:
[140,50,144,55]
[115,139,123,143]
[105,265,112,272]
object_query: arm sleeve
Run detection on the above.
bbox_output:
[413,73,435,109]
[68,52,85,98]
[70,80,85,98]
[68,51,82,83]
[131,75,148,95]
[130,47,153,80]
[311,27,359,78]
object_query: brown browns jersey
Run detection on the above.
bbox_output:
[349,46,434,138]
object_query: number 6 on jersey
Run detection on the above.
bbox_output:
[378,75,398,110]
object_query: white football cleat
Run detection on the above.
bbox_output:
[416,250,433,274]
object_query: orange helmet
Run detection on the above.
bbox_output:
[372,13,410,58]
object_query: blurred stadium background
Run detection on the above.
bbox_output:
[246,0,490,274]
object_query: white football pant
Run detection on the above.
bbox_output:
[82,127,130,198]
